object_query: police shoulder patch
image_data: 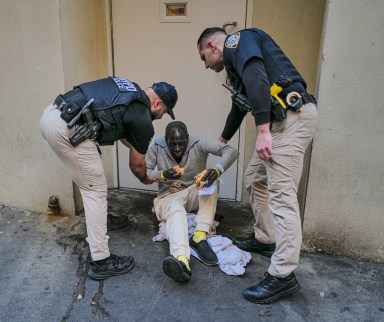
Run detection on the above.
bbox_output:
[225,32,240,49]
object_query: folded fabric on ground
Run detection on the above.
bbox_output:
[153,213,252,276]
[190,235,251,276]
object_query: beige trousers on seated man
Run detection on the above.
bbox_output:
[40,104,110,261]
[153,183,218,260]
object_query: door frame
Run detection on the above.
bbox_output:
[104,0,254,202]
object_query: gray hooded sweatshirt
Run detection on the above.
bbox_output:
[146,136,239,198]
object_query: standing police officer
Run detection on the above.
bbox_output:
[197,27,318,303]
[40,77,178,280]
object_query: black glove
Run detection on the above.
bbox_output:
[202,168,220,187]
[162,168,182,181]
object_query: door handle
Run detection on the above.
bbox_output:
[222,21,237,32]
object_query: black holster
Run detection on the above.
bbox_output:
[54,88,88,123]
[270,97,287,122]
[68,108,101,147]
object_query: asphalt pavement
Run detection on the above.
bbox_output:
[0,189,383,322]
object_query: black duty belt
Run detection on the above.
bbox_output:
[285,91,317,112]
[301,92,317,105]
[54,95,66,111]
[54,88,87,111]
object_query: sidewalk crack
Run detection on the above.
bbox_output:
[144,276,166,322]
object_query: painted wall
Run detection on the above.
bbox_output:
[0,0,110,215]
[303,0,384,262]
[0,0,73,213]
[58,0,111,214]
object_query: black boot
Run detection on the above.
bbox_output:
[243,272,300,304]
[189,237,218,266]
[88,254,134,280]
[163,256,191,283]
[107,214,129,231]
[232,234,275,257]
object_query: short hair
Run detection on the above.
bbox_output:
[197,27,226,49]
[165,121,188,139]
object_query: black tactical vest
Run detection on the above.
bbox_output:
[224,29,306,96]
[256,29,306,94]
[78,77,150,145]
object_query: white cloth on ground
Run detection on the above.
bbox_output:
[153,213,252,275]
[190,235,252,276]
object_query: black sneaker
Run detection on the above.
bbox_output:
[189,237,218,266]
[243,272,300,304]
[232,234,275,258]
[107,214,129,231]
[162,256,191,283]
[88,254,135,280]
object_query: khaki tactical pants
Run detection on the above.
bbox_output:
[244,103,318,278]
[153,184,218,259]
[40,104,110,261]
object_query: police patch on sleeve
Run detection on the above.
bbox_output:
[225,32,240,49]
[112,77,138,92]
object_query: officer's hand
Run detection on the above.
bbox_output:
[202,168,220,187]
[162,168,182,181]
[256,124,273,160]
[140,175,156,185]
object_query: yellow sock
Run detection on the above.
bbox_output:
[177,255,190,271]
[193,230,207,243]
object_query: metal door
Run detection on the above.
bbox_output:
[112,0,249,200]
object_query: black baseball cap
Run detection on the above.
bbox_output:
[152,82,178,120]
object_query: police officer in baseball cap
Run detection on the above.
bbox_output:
[40,76,178,281]
[151,82,178,120]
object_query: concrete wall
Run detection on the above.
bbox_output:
[303,0,384,262]
[0,0,72,213]
[0,0,110,215]
[58,0,111,214]
[242,0,325,205]
[245,0,384,262]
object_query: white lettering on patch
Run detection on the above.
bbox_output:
[112,77,137,92]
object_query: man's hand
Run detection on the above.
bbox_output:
[162,168,182,180]
[202,168,220,187]
[256,123,273,159]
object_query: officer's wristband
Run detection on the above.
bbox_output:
[213,168,221,178]
[161,171,167,181]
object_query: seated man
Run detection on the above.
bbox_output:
[146,121,239,282]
